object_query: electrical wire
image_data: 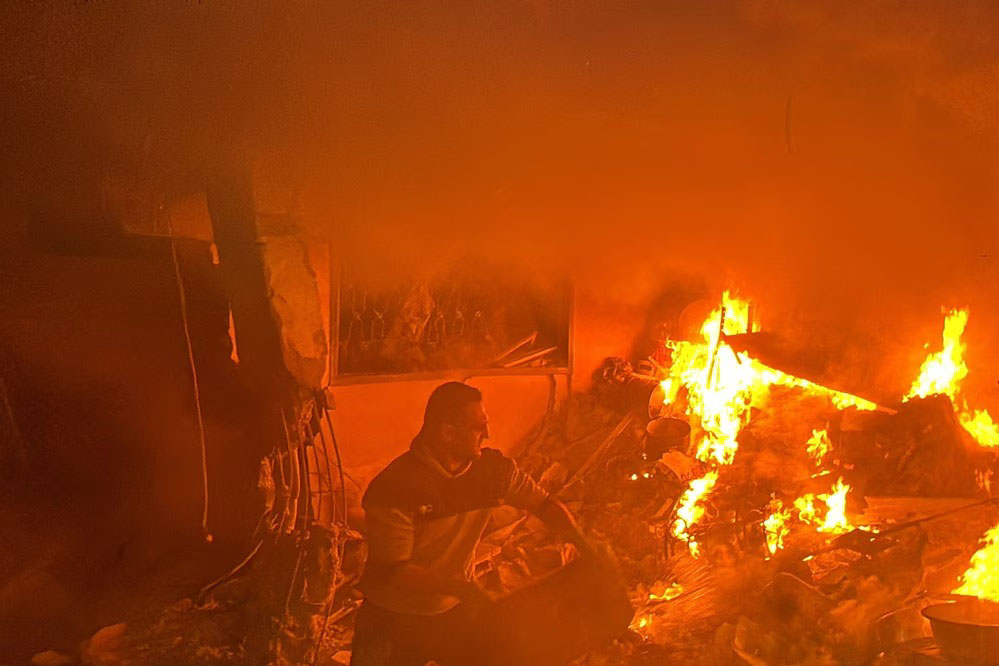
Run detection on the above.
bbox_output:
[321,406,348,527]
[166,218,211,541]
[313,397,340,524]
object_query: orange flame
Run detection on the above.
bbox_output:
[793,477,852,534]
[953,521,999,602]
[904,308,968,402]
[904,308,999,448]
[764,499,791,555]
[630,613,654,633]
[959,409,999,448]
[794,494,819,524]
[806,428,831,465]
[665,292,875,556]
[648,581,685,602]
[671,471,718,557]
[819,477,851,534]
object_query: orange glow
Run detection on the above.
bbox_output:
[671,471,718,557]
[794,494,819,525]
[953,522,999,602]
[819,477,851,534]
[630,613,653,632]
[664,292,876,556]
[904,308,968,402]
[648,581,685,602]
[806,428,831,465]
[793,478,852,534]
[958,409,999,448]
[659,378,675,405]
[903,308,998,448]
[763,499,791,555]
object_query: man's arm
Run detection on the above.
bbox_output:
[504,462,595,558]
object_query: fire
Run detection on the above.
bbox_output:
[904,308,969,402]
[904,308,998,448]
[806,428,831,465]
[793,478,852,534]
[763,499,791,555]
[669,292,758,467]
[959,409,999,448]
[659,378,675,405]
[630,613,653,632]
[671,471,718,557]
[648,581,685,602]
[664,292,876,555]
[819,477,851,534]
[953,521,999,602]
[794,494,819,524]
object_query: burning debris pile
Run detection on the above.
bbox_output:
[37,293,999,666]
[509,293,999,665]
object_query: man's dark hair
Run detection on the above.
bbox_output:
[423,381,482,431]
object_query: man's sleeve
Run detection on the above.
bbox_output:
[504,459,550,513]
[364,504,415,568]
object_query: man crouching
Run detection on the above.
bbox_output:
[350,381,592,666]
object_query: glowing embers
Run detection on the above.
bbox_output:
[763,499,791,556]
[953,521,999,602]
[905,308,998,448]
[648,581,685,602]
[630,613,653,633]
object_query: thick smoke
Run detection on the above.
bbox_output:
[3,0,999,402]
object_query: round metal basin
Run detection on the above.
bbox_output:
[645,417,690,459]
[922,598,999,665]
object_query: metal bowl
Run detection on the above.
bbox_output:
[922,598,999,664]
[645,417,691,459]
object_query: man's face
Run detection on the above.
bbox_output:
[442,400,490,463]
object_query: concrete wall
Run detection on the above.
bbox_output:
[327,285,649,485]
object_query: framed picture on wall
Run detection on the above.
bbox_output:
[329,259,572,384]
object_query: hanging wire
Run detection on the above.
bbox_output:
[165,214,212,542]
[313,396,340,524]
[321,406,348,527]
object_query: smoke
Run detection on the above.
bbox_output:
[4,0,999,400]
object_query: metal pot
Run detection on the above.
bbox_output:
[922,597,999,665]
[645,417,691,459]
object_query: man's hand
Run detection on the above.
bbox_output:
[536,497,598,560]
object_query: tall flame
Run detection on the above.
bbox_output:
[953,522,999,602]
[665,292,876,556]
[671,471,718,557]
[904,308,998,448]
[904,308,969,402]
